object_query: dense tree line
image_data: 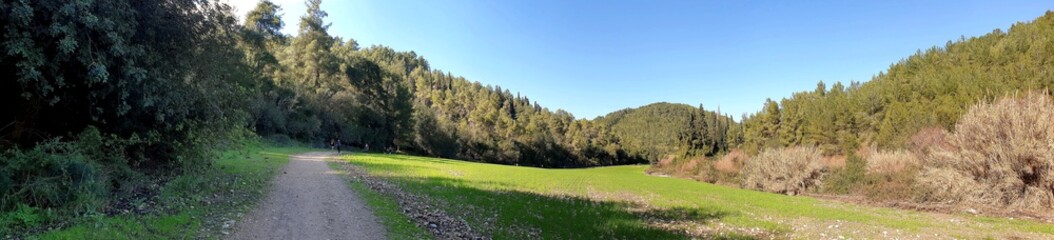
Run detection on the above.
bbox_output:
[595,103,735,162]
[0,0,652,230]
[236,0,644,167]
[737,11,1054,154]
[1,0,256,223]
[349,46,643,167]
[1,0,252,168]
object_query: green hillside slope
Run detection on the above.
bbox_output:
[596,103,734,161]
[738,11,1054,154]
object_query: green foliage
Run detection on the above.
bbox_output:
[349,45,642,167]
[738,11,1054,152]
[596,103,735,162]
[822,154,867,195]
[1,204,48,230]
[34,145,311,239]
[1,0,255,169]
[0,137,106,235]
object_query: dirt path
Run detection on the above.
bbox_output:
[230,152,385,240]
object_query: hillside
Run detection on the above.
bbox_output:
[595,102,735,162]
[356,47,644,167]
[737,10,1054,154]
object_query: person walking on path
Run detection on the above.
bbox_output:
[335,139,342,154]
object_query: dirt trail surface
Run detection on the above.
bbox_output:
[230,152,386,240]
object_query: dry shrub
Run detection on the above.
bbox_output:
[714,149,747,173]
[866,150,921,175]
[821,155,847,169]
[916,93,1054,209]
[861,150,924,201]
[657,156,675,167]
[854,144,877,159]
[647,155,707,179]
[907,127,951,155]
[679,156,705,174]
[862,168,922,201]
[741,146,826,195]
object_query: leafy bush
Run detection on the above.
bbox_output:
[822,154,867,195]
[0,127,151,235]
[741,146,826,195]
[917,93,1054,209]
[265,134,295,147]
[0,140,108,233]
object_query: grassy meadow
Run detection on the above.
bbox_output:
[342,153,1054,239]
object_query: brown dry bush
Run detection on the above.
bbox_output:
[856,150,924,201]
[820,155,847,169]
[866,150,921,175]
[646,156,678,175]
[679,156,705,175]
[742,146,826,195]
[916,93,1054,209]
[907,127,951,155]
[714,149,747,173]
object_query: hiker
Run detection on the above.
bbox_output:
[335,139,342,154]
[329,138,336,151]
[364,143,369,152]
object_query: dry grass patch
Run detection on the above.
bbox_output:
[820,155,847,169]
[865,150,920,175]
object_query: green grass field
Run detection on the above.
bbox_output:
[342,153,1054,239]
[35,144,312,239]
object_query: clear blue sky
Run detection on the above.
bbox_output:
[229,0,1053,120]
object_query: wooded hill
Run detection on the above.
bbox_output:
[736,11,1054,155]
[595,102,735,162]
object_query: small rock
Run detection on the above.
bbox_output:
[221,231,230,235]
[967,208,979,214]
[222,220,236,228]
[428,222,438,228]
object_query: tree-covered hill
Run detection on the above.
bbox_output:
[737,10,1054,154]
[596,102,735,162]
[353,46,644,167]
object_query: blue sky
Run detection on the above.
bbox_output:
[229,0,1053,120]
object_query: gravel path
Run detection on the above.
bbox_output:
[230,152,386,240]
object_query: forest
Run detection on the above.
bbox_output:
[2,0,1054,236]
[0,0,657,225]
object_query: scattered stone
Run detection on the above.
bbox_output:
[338,161,489,240]
[222,220,235,229]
